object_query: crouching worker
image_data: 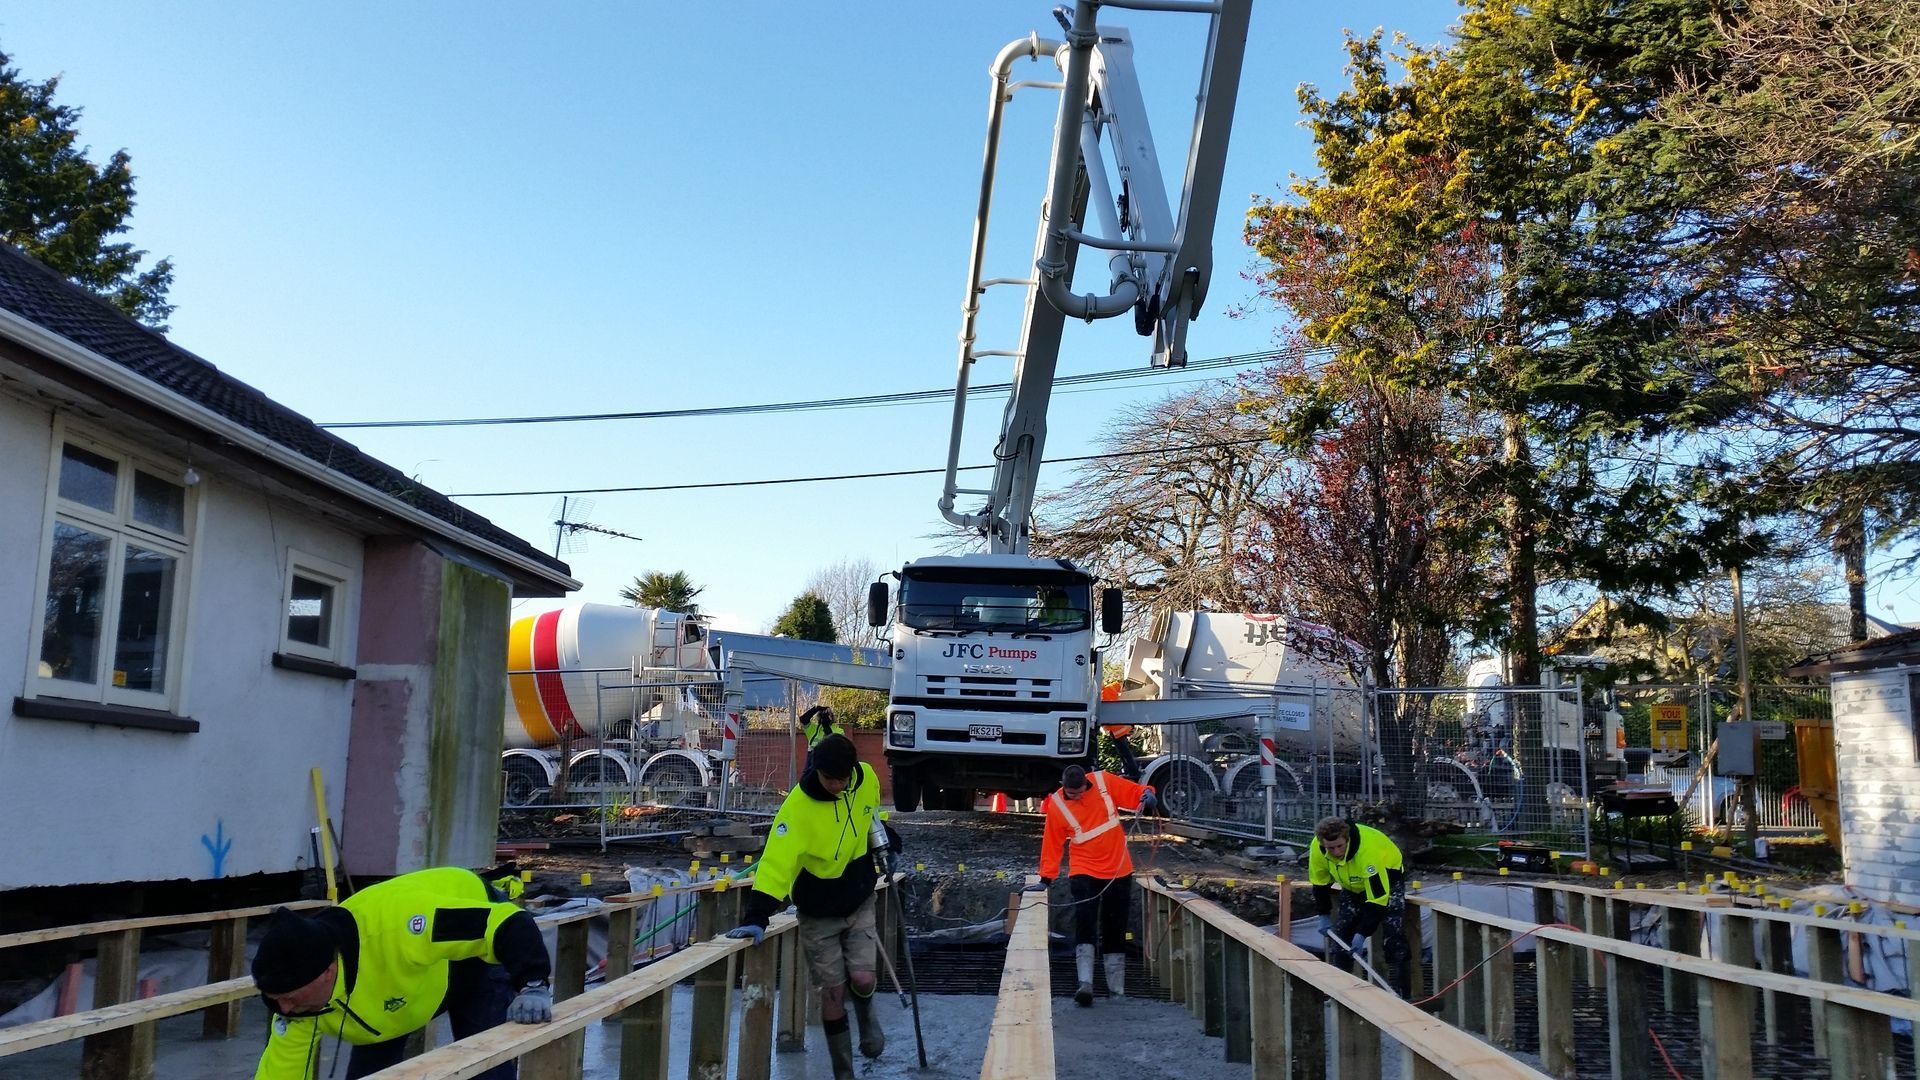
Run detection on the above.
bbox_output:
[1308,815,1410,997]
[1031,764,1156,1005]
[250,866,553,1079]
[725,734,899,1080]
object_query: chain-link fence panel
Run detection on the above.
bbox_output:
[497,664,809,846]
[1374,684,1592,854]
[1613,681,1830,834]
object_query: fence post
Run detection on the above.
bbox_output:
[618,988,673,1080]
[1807,921,1844,1058]
[1186,909,1206,1022]
[1605,953,1650,1080]
[689,890,741,1080]
[1824,1001,1896,1080]
[1537,936,1576,1079]
[1697,975,1753,1080]
[1759,918,1805,1043]
[1483,925,1514,1048]
[1330,1002,1379,1080]
[80,927,149,1080]
[1166,897,1187,1005]
[1663,906,1700,1015]
[1459,917,1486,1034]
[202,915,248,1038]
[775,928,807,1052]
[1432,911,1461,1028]
[1282,969,1328,1080]
[1401,901,1424,1002]
[736,925,780,1080]
[1202,923,1226,1037]
[1222,938,1252,1063]
[1251,956,1286,1080]
[602,904,639,1028]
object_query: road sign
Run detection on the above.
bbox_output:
[1650,703,1688,752]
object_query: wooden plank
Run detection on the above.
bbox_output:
[1138,880,1548,1080]
[1532,886,1557,929]
[1605,954,1649,1080]
[1409,896,1920,1024]
[556,920,590,999]
[1537,938,1576,1080]
[775,928,806,1053]
[1432,912,1460,1029]
[1807,922,1844,1059]
[1584,894,1609,984]
[687,890,740,1080]
[736,927,779,1080]
[0,900,329,951]
[605,906,638,986]
[0,979,253,1059]
[1251,956,1287,1080]
[1483,925,1514,1049]
[1186,909,1205,1022]
[81,928,147,1080]
[201,915,248,1039]
[1401,902,1424,1003]
[1542,881,1920,948]
[1166,898,1187,1005]
[979,886,1054,1080]
[1760,918,1805,1044]
[1696,976,1751,1080]
[1282,969,1328,1080]
[616,989,672,1080]
[1824,1002,1896,1080]
[1141,888,1158,988]
[1202,923,1226,1037]
[1222,938,1252,1063]
[1330,1002,1379,1080]
[366,919,795,1080]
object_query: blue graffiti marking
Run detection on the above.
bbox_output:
[201,820,233,878]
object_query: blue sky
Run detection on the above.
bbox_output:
[6,2,1915,633]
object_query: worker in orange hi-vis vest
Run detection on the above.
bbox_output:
[1029,765,1157,1005]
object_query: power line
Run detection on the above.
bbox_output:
[320,348,1306,430]
[448,436,1273,498]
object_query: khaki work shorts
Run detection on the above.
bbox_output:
[797,895,878,988]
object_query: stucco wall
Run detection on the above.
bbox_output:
[0,401,365,889]
[1834,667,1920,905]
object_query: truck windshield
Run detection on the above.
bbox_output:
[898,572,1091,633]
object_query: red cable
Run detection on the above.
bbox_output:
[1409,922,1582,1007]
[1649,1025,1686,1079]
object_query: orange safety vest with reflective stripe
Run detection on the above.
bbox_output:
[1039,771,1149,880]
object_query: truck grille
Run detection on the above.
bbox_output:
[922,675,1055,699]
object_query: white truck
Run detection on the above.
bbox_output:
[499,604,725,805]
[864,0,1255,812]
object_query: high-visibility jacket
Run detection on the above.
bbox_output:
[745,762,883,922]
[254,867,548,1079]
[1308,822,1404,909]
[1039,770,1150,880]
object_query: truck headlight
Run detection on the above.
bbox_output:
[1059,718,1086,755]
[889,711,915,749]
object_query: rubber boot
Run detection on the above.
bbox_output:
[849,985,885,1059]
[1074,944,1095,1007]
[824,1016,857,1080]
[1104,953,1127,999]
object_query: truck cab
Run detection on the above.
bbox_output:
[869,554,1119,811]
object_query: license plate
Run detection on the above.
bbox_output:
[969,724,1004,740]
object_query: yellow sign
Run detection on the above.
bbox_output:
[1650,703,1688,751]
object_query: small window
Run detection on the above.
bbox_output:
[281,553,351,663]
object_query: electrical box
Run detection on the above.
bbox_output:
[1717,722,1758,776]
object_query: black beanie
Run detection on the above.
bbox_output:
[252,907,337,994]
[812,733,857,780]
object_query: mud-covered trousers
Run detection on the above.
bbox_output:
[1326,878,1410,998]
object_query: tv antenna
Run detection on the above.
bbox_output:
[549,496,642,557]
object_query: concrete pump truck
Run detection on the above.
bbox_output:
[866,0,1257,812]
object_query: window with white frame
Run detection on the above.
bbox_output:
[33,434,194,710]
[280,552,351,665]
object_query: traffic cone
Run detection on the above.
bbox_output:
[991,792,1008,813]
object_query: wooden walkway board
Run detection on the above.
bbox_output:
[980,883,1054,1080]
[0,978,254,1058]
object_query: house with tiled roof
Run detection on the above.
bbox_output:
[0,242,577,896]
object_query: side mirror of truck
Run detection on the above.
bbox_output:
[1100,588,1122,635]
[867,582,890,628]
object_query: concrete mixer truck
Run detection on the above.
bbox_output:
[500,604,724,805]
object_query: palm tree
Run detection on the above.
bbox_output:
[618,570,704,614]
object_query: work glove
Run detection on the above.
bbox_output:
[1138,789,1158,812]
[723,924,766,946]
[1024,877,1052,892]
[1349,933,1367,956]
[1316,915,1333,939]
[506,981,553,1024]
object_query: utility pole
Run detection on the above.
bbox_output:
[1732,565,1758,849]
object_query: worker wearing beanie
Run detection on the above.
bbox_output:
[1030,764,1156,1005]
[250,866,552,1079]
[724,733,899,1080]
[1309,815,1409,997]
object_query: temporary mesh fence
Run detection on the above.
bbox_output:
[1616,680,1831,833]
[498,664,809,847]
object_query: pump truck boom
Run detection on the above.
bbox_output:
[867,0,1256,812]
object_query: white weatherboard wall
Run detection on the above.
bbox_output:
[0,395,366,889]
[1834,667,1920,905]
